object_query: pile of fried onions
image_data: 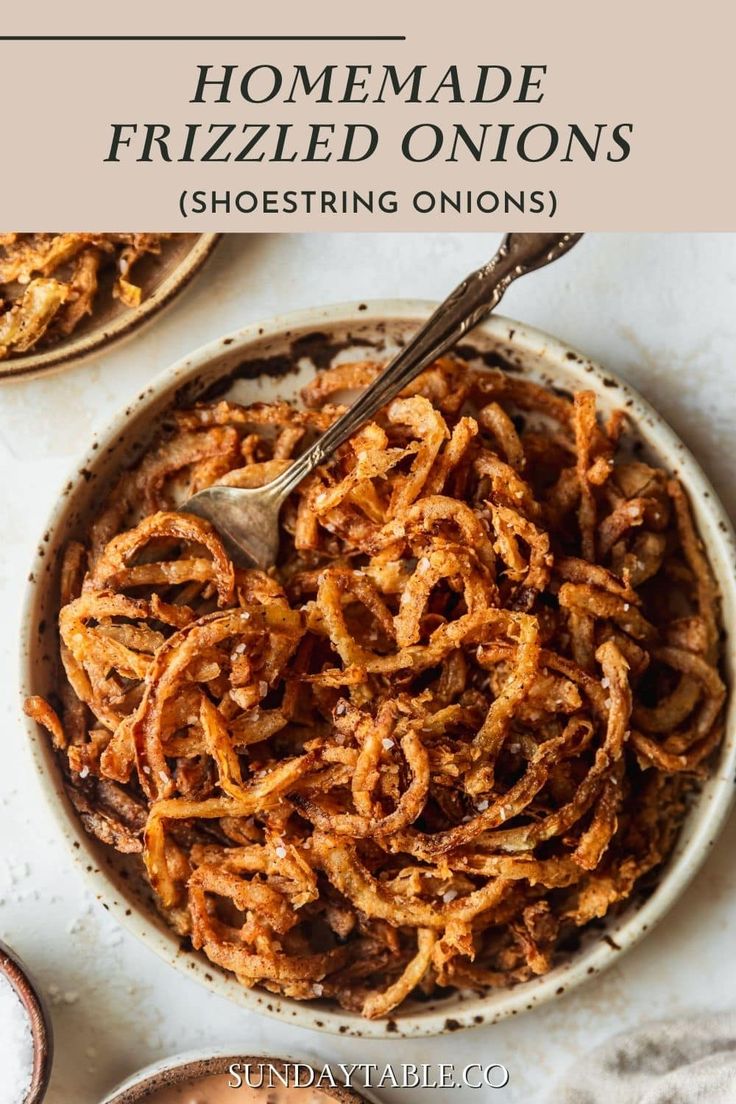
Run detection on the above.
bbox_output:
[0,233,172,358]
[26,355,725,1019]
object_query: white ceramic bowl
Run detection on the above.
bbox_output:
[20,301,736,1038]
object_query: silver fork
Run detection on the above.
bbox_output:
[183,232,582,567]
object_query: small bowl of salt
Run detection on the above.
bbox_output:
[0,941,53,1103]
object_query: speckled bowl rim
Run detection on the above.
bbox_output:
[101,1051,382,1104]
[0,233,221,383]
[19,300,736,1038]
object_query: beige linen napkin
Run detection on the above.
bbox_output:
[553,1015,736,1103]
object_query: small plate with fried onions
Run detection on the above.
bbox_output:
[0,233,220,381]
[20,302,736,1037]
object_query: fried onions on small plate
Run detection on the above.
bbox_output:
[0,233,173,359]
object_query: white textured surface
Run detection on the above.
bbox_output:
[1,233,735,1104]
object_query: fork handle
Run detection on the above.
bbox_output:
[267,232,582,503]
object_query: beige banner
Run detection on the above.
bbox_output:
[1,0,733,230]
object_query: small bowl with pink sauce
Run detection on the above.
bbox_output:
[101,1053,381,1104]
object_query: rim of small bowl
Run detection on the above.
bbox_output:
[0,941,54,1103]
[19,299,736,1038]
[0,233,221,383]
[101,1051,382,1104]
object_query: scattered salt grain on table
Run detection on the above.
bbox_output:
[0,972,34,1102]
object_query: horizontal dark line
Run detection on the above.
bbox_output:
[0,35,406,42]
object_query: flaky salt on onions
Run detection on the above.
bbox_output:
[26,354,725,1018]
[0,972,34,1102]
